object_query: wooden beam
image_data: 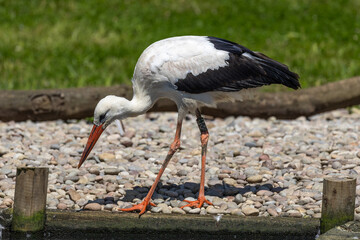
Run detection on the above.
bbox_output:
[12,167,49,232]
[0,77,360,122]
[320,177,356,233]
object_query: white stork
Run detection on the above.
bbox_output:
[78,36,300,216]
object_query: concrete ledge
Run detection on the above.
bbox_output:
[319,221,360,240]
[46,210,318,239]
[1,209,320,239]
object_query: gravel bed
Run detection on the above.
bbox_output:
[0,109,360,218]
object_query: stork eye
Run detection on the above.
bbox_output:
[99,113,106,123]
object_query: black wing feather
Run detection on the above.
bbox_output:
[174,36,300,94]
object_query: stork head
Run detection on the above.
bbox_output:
[78,95,129,168]
[93,95,130,128]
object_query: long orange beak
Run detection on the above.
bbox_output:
[78,124,104,168]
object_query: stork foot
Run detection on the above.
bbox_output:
[119,199,156,216]
[180,196,212,209]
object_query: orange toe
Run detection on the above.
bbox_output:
[181,196,212,209]
[119,199,156,216]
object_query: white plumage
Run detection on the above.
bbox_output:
[133,36,251,112]
[78,35,300,216]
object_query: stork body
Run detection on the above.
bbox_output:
[79,36,300,216]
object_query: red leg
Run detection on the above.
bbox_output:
[119,119,182,216]
[181,110,212,209]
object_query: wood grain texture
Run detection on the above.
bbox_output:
[321,177,356,233]
[0,77,359,121]
[12,167,49,232]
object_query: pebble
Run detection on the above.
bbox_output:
[68,189,81,202]
[151,206,162,213]
[256,190,273,197]
[206,206,222,214]
[0,110,359,218]
[231,209,244,216]
[189,208,201,214]
[84,203,102,211]
[172,207,186,214]
[247,175,263,183]
[267,208,278,217]
[331,161,342,169]
[104,168,121,175]
[242,206,259,216]
[234,194,245,204]
[98,153,115,161]
[287,210,302,218]
[57,203,67,210]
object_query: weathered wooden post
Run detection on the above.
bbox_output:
[12,167,49,232]
[320,177,356,233]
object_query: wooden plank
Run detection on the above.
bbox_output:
[320,177,356,233]
[0,76,360,121]
[12,167,49,232]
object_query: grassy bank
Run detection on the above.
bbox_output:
[0,0,359,90]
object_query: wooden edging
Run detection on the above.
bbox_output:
[0,76,360,122]
[43,210,319,239]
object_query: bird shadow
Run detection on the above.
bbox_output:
[83,181,285,208]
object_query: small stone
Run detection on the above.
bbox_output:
[234,194,244,204]
[356,207,360,214]
[57,203,67,210]
[165,190,178,197]
[104,168,120,175]
[89,167,100,175]
[223,178,237,186]
[331,161,342,169]
[259,154,270,161]
[242,206,259,216]
[287,210,302,218]
[2,198,13,207]
[184,182,199,193]
[161,207,172,214]
[120,137,133,147]
[245,142,257,148]
[206,206,221,214]
[231,209,244,216]
[98,153,115,161]
[170,200,180,208]
[189,208,201,214]
[77,176,89,184]
[177,169,188,176]
[247,175,263,183]
[256,190,273,197]
[267,208,278,217]
[182,206,192,213]
[172,207,186,214]
[0,166,12,175]
[106,183,117,192]
[248,130,263,138]
[342,164,356,170]
[227,201,238,209]
[104,204,115,211]
[212,197,226,206]
[84,203,102,211]
[151,206,162,213]
[68,189,81,202]
[50,144,60,150]
[178,201,189,208]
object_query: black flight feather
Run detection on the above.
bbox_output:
[174,36,300,94]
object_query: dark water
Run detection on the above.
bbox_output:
[1,227,318,240]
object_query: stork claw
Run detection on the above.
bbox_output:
[119,198,156,216]
[180,196,212,209]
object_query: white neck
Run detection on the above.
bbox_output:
[126,94,153,117]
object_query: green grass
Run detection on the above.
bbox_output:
[0,0,359,90]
